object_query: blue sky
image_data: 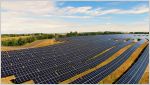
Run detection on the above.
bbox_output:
[1,0,149,34]
[57,1,148,24]
[57,1,147,9]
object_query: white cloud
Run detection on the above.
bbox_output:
[1,1,56,15]
[58,15,92,19]
[57,4,149,16]
[87,5,149,16]
[1,16,78,34]
[62,6,92,15]
[117,5,149,14]
[91,9,121,16]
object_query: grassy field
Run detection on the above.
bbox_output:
[1,39,61,51]
[1,36,30,41]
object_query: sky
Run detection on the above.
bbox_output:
[1,0,149,34]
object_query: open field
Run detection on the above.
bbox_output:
[1,36,30,41]
[1,34,149,84]
[1,39,61,51]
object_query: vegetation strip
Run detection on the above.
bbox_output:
[59,43,134,84]
[1,36,30,41]
[1,39,61,51]
[21,80,34,84]
[2,32,149,46]
[139,65,149,84]
[2,34,55,46]
[88,46,115,61]
[98,41,148,84]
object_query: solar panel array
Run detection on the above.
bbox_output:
[1,34,149,84]
[70,40,144,84]
[115,45,149,84]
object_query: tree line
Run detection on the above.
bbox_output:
[129,32,149,34]
[1,31,149,46]
[2,34,54,46]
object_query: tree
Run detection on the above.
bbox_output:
[18,38,25,45]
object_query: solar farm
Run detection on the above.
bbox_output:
[1,34,149,84]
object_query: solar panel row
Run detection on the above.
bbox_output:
[115,45,149,84]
